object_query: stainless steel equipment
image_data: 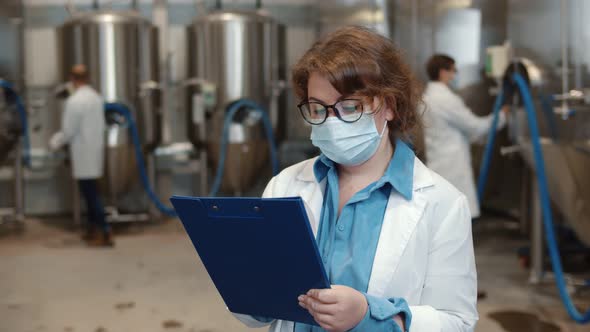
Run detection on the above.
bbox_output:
[0,0,24,89]
[509,60,590,247]
[505,0,590,250]
[0,0,25,227]
[186,10,286,194]
[0,92,21,163]
[56,10,161,207]
[0,87,24,226]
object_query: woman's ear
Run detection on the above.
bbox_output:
[385,107,394,121]
[378,96,395,122]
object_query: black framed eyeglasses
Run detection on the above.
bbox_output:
[297,99,365,125]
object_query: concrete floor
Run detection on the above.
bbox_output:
[1,217,588,332]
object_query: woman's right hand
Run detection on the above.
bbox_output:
[298,285,367,332]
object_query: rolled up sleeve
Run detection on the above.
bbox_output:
[349,294,411,332]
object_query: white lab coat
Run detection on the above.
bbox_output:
[233,156,478,332]
[51,85,105,179]
[422,82,506,218]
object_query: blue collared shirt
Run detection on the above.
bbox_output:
[294,139,414,332]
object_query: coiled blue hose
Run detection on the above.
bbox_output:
[208,99,279,197]
[104,102,177,217]
[0,79,31,167]
[477,73,590,323]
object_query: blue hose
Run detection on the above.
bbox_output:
[478,74,590,323]
[104,102,177,217]
[208,99,279,197]
[513,73,590,323]
[476,90,505,202]
[0,79,31,167]
[478,91,558,199]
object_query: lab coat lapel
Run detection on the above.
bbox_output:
[296,159,326,238]
[367,183,428,297]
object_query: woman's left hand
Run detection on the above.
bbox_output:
[298,285,368,332]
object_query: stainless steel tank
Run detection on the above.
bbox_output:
[56,10,160,197]
[186,10,286,194]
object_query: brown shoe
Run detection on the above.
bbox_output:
[86,231,114,247]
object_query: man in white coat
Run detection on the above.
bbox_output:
[50,64,112,246]
[422,54,508,219]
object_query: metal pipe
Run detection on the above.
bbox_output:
[410,0,418,73]
[195,0,207,17]
[92,0,99,10]
[147,153,159,219]
[215,0,222,10]
[13,17,25,91]
[574,0,583,90]
[153,0,171,144]
[529,174,543,284]
[14,141,24,222]
[131,0,138,10]
[65,0,76,16]
[560,0,569,118]
[199,111,208,195]
[256,0,262,10]
[380,0,394,39]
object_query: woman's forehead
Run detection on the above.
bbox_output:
[307,72,342,102]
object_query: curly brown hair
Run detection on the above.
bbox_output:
[292,26,423,146]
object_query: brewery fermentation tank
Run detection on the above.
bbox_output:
[57,10,160,199]
[186,10,286,194]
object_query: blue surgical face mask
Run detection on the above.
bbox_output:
[310,112,387,166]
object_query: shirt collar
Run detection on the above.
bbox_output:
[313,154,335,183]
[313,139,415,200]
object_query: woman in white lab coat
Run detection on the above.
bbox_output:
[422,54,508,218]
[234,27,477,332]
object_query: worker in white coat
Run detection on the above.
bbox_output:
[50,64,112,246]
[233,27,477,332]
[422,54,508,218]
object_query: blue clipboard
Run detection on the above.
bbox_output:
[170,195,330,326]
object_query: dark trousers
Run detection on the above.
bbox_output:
[78,179,109,233]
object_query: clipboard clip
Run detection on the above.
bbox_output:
[204,199,264,220]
